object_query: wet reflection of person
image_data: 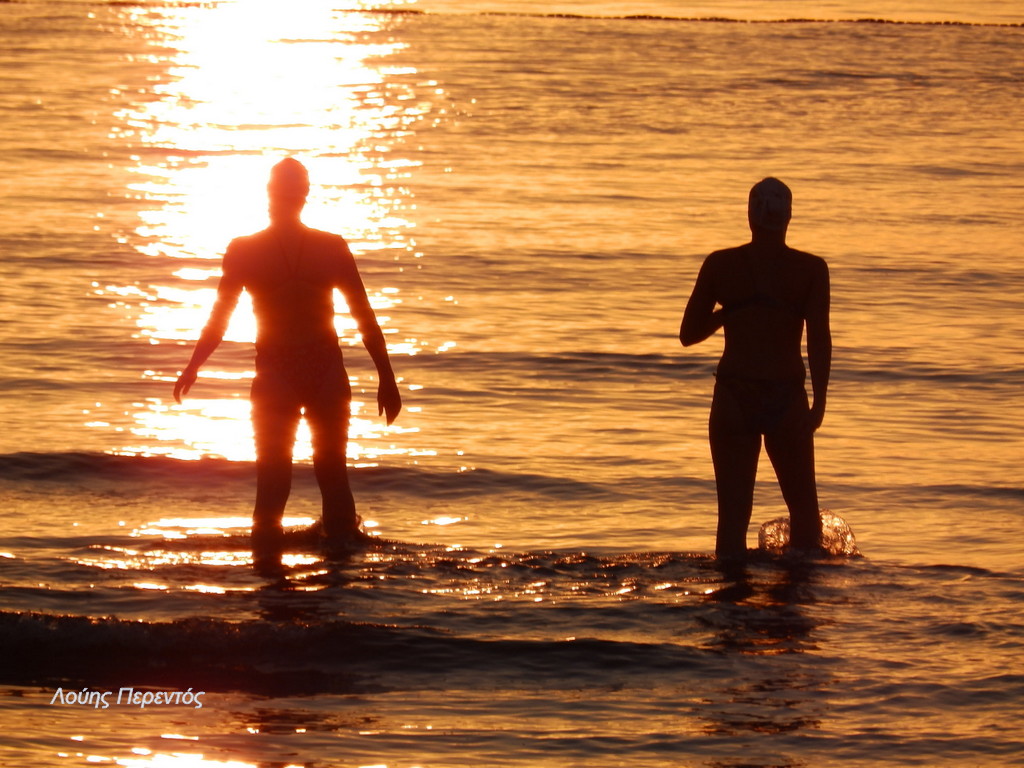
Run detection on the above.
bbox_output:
[680,178,831,559]
[174,158,402,569]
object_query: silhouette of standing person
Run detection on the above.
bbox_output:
[174,158,402,564]
[680,178,831,558]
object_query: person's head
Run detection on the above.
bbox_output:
[748,177,792,237]
[268,157,310,223]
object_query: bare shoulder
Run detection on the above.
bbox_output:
[703,244,747,272]
[225,230,276,257]
[226,232,258,252]
[708,244,748,261]
[305,227,348,247]
[787,249,830,316]
[787,246,828,273]
[221,233,266,274]
[300,228,351,261]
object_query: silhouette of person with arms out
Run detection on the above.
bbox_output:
[174,158,402,566]
[680,178,831,559]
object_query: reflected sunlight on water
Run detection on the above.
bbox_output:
[68,514,328,572]
[73,545,254,571]
[97,2,441,462]
[103,751,278,768]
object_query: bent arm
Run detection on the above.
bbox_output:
[805,260,832,430]
[336,239,402,425]
[173,248,243,403]
[680,258,723,347]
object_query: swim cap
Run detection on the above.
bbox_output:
[748,177,792,231]
[268,157,310,198]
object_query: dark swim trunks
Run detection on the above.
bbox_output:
[250,339,351,456]
[712,374,808,435]
[253,339,347,404]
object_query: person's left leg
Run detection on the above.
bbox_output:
[304,366,360,543]
[764,386,822,552]
[709,378,763,559]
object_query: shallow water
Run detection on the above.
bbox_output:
[1,0,1023,766]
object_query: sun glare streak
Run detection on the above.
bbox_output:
[98,2,443,462]
[113,751,265,767]
[136,515,314,535]
[122,394,421,462]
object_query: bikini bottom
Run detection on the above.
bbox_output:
[712,375,808,435]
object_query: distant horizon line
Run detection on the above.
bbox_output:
[7,0,1021,28]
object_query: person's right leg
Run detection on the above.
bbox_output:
[709,380,762,559]
[250,377,301,556]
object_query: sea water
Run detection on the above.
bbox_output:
[0,1,1022,766]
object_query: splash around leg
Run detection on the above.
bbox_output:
[298,519,379,560]
[758,510,860,557]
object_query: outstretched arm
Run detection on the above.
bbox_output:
[336,239,402,425]
[173,248,243,404]
[680,257,723,347]
[805,258,832,431]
